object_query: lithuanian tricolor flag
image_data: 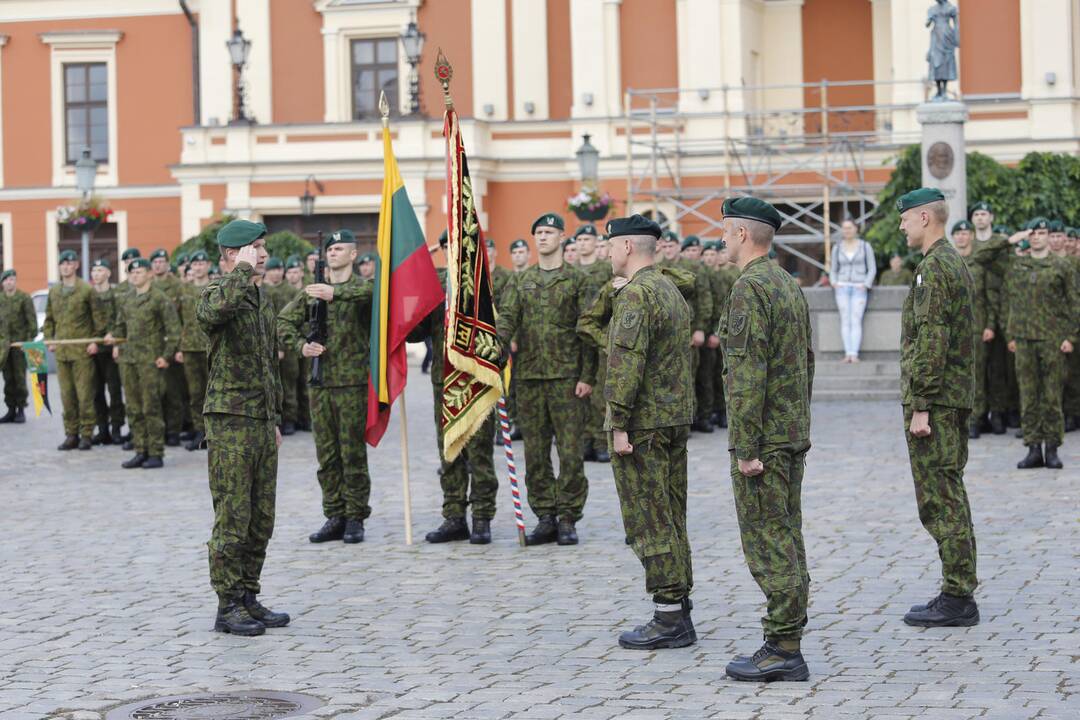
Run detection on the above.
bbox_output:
[365,114,443,447]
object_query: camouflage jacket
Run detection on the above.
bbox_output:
[969,233,1010,331]
[577,266,696,351]
[719,255,814,460]
[578,260,613,311]
[490,265,514,311]
[277,273,373,388]
[113,286,181,366]
[152,272,183,307]
[657,256,713,334]
[177,282,211,352]
[42,279,108,362]
[710,265,739,333]
[1004,254,1079,344]
[197,262,283,423]
[604,265,693,431]
[900,238,975,411]
[496,263,596,383]
[960,253,997,336]
[879,268,914,287]
[91,286,119,339]
[0,289,37,347]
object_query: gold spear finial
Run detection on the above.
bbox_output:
[434,47,454,109]
[378,90,390,129]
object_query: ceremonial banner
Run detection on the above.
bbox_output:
[365,94,444,447]
[21,341,51,416]
[438,51,503,462]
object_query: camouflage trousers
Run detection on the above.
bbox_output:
[903,405,978,597]
[280,350,310,427]
[517,378,588,521]
[730,444,811,641]
[1,346,28,408]
[163,361,186,434]
[611,425,693,604]
[583,352,607,448]
[206,413,277,600]
[182,351,208,434]
[713,347,726,417]
[696,347,716,424]
[987,335,1019,414]
[1063,347,1080,417]
[127,364,166,457]
[57,357,97,439]
[1015,340,1066,446]
[312,385,371,520]
[118,363,138,442]
[432,381,498,519]
[93,352,125,429]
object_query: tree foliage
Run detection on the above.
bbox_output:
[264,231,315,264]
[171,217,314,267]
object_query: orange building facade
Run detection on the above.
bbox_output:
[1,0,1078,289]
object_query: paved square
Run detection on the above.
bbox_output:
[1,368,1077,720]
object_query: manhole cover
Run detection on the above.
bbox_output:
[105,691,322,720]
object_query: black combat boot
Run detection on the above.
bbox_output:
[470,518,492,545]
[593,446,611,463]
[242,591,290,628]
[342,518,365,544]
[582,438,597,462]
[691,418,714,433]
[556,518,579,545]
[13,406,25,423]
[1017,444,1044,469]
[78,437,92,450]
[425,516,470,543]
[58,435,79,451]
[91,426,111,445]
[903,592,979,627]
[726,640,809,682]
[510,424,523,441]
[165,433,181,447]
[1044,444,1064,469]
[1014,428,1025,439]
[309,517,346,543]
[122,439,135,451]
[214,598,265,636]
[0,406,16,423]
[111,422,124,443]
[185,431,207,451]
[989,412,1006,434]
[908,592,942,614]
[121,453,147,469]
[618,602,697,650]
[1064,416,1077,433]
[978,414,993,433]
[141,456,163,469]
[968,421,980,440]
[524,515,558,546]
[716,410,728,429]
[280,422,296,436]
[1006,410,1021,428]
[179,431,194,442]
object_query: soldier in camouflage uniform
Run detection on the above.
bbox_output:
[574,223,613,463]
[357,253,376,283]
[952,221,998,439]
[1005,218,1078,470]
[110,258,180,469]
[879,253,914,286]
[1051,225,1080,431]
[711,243,741,428]
[596,215,696,651]
[89,258,125,444]
[504,238,530,438]
[895,188,980,629]
[197,219,289,637]
[44,250,108,450]
[277,255,310,432]
[110,248,142,448]
[509,238,531,272]
[150,248,187,445]
[0,269,37,424]
[177,250,213,450]
[497,213,596,546]
[279,229,374,545]
[716,198,813,682]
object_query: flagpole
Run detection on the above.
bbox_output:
[398,393,414,546]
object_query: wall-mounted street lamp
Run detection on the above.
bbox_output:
[299,175,325,217]
[576,134,599,189]
[399,21,426,115]
[226,27,252,124]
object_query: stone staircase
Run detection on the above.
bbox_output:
[812,352,901,402]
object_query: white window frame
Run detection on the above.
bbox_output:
[41,30,123,190]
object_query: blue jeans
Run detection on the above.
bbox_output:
[835,286,868,358]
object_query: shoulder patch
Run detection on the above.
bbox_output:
[621,309,641,330]
[730,313,747,338]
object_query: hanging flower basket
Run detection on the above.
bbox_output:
[567,188,613,222]
[57,196,113,233]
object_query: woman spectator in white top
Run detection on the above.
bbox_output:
[829,219,876,363]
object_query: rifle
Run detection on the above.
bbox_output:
[307,231,329,386]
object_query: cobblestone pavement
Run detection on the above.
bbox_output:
[1,367,1077,720]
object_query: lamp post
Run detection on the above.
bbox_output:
[399,21,425,115]
[576,133,599,189]
[226,27,252,124]
[74,147,98,281]
[298,175,324,218]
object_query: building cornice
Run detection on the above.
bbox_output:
[39,30,124,48]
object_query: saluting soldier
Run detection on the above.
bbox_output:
[110,258,180,470]
[279,229,374,545]
[44,250,108,451]
[600,215,696,650]
[879,253,914,286]
[952,221,998,439]
[197,219,289,637]
[277,255,310,433]
[0,269,37,424]
[896,188,980,629]
[89,258,125,444]
[717,197,813,682]
[150,248,187,446]
[497,212,596,546]
[575,223,613,463]
[176,250,213,451]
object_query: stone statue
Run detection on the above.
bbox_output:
[926,0,959,100]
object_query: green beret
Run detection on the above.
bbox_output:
[128,258,151,271]
[661,230,680,243]
[121,248,141,261]
[562,236,576,248]
[326,229,357,248]
[217,219,267,248]
[92,258,110,269]
[723,196,783,230]
[58,250,78,263]
[175,253,189,265]
[307,249,319,258]
[701,241,717,252]
[969,201,993,216]
[189,250,210,262]
[681,235,701,250]
[1049,219,1066,233]
[0,269,15,281]
[285,254,302,269]
[1069,227,1080,239]
[574,224,598,238]
[438,230,448,248]
[951,220,973,234]
[895,188,945,214]
[509,238,528,251]
[265,256,283,270]
[359,253,376,264]
[149,248,169,261]
[992,224,1011,235]
[531,213,565,234]
[606,214,662,239]
[1028,217,1050,231]
[485,238,495,249]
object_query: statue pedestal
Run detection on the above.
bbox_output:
[917,101,968,234]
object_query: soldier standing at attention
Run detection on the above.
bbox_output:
[575,223,613,464]
[279,230,374,545]
[89,258,125,445]
[952,221,997,439]
[150,248,186,447]
[0,269,37,424]
[44,250,107,451]
[1005,218,1078,470]
[263,256,285,289]
[112,248,142,449]
[879,254,914,286]
[509,238,531,272]
[497,213,596,545]
[970,201,1014,433]
[357,253,376,283]
[486,238,513,308]
[304,249,320,286]
[1048,223,1080,433]
[895,188,980,628]
[277,256,310,433]
[197,219,289,636]
[562,236,579,265]
[177,251,212,451]
[601,215,696,650]
[596,235,611,262]
[110,258,180,470]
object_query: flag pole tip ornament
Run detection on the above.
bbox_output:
[435,48,454,108]
[379,90,390,122]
